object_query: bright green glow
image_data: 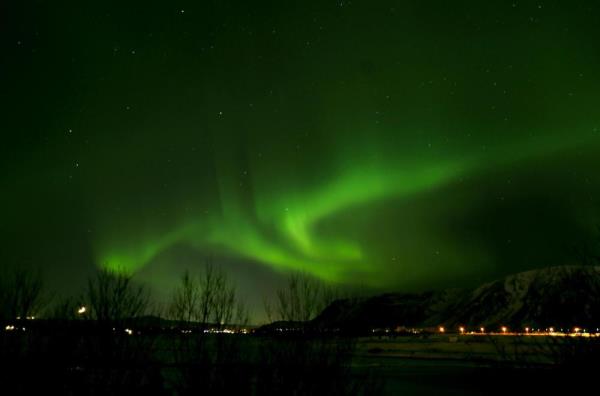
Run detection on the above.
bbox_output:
[207,158,465,281]
[5,1,600,324]
[99,225,195,274]
[94,130,599,285]
[94,146,468,283]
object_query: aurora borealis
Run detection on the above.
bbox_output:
[3,1,600,319]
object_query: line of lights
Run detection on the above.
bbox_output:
[437,325,600,336]
[4,325,26,331]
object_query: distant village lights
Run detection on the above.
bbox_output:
[375,325,599,337]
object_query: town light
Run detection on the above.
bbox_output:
[439,326,445,333]
[77,306,87,315]
[480,327,485,333]
[459,327,465,334]
[501,326,508,333]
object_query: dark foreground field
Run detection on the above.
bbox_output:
[354,334,599,395]
[1,329,598,395]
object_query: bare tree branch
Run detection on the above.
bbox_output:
[86,269,149,323]
[169,260,246,329]
[0,268,47,321]
[270,271,340,322]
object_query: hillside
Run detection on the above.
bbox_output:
[312,266,600,331]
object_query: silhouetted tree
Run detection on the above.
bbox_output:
[169,262,248,329]
[269,271,341,322]
[170,270,201,324]
[86,268,149,323]
[48,295,83,320]
[168,261,250,395]
[0,268,46,322]
[257,272,382,395]
[76,269,162,394]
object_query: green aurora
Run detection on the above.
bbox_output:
[3,1,600,315]
[95,130,599,286]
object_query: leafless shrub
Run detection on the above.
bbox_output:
[257,271,383,395]
[170,270,200,324]
[77,269,161,394]
[0,268,47,321]
[168,262,251,395]
[271,271,342,323]
[86,268,149,322]
[48,296,81,320]
[169,262,248,329]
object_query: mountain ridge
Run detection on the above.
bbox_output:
[312,265,600,332]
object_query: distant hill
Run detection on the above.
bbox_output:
[312,266,600,332]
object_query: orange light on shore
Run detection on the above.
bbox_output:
[390,324,599,336]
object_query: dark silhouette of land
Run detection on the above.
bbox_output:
[1,265,599,395]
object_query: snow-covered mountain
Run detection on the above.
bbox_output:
[450,266,600,328]
[313,266,600,331]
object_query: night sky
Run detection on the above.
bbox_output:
[2,1,600,321]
